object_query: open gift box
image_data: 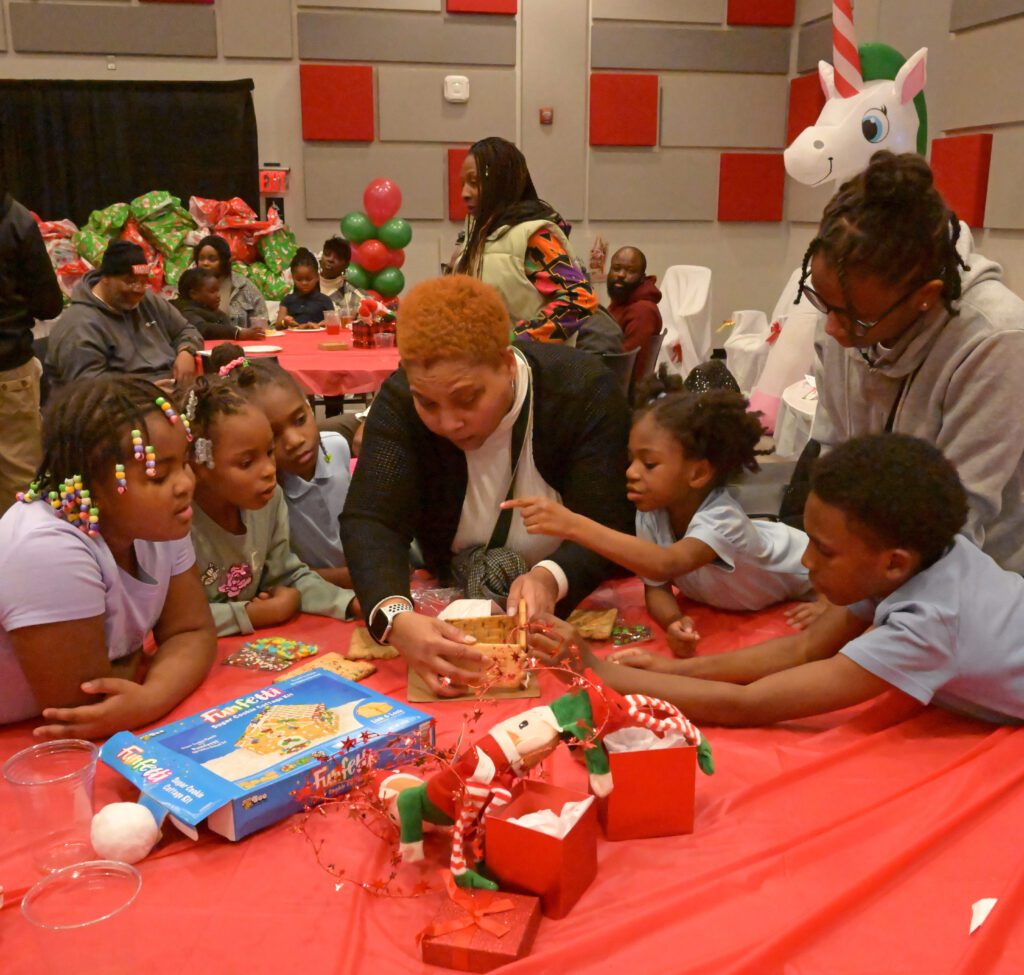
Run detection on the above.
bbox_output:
[484,780,597,919]
[596,735,697,841]
[420,880,542,973]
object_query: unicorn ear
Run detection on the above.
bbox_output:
[895,48,928,105]
[818,60,838,100]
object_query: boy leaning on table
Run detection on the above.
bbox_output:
[529,434,1024,728]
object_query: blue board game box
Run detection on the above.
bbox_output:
[100,670,435,841]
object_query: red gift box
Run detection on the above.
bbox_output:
[484,780,597,919]
[597,743,696,841]
[419,876,541,973]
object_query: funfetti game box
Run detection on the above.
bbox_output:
[100,670,435,841]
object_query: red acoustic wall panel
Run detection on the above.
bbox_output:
[447,0,517,13]
[930,134,993,229]
[718,153,785,222]
[727,0,795,25]
[590,73,659,147]
[787,72,827,146]
[300,65,374,142]
[448,147,470,222]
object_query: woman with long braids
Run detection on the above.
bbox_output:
[799,150,1024,573]
[455,136,597,344]
[0,376,216,734]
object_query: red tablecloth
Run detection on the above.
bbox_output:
[205,328,400,397]
[3,579,1023,974]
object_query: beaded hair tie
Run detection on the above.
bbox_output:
[219,357,249,377]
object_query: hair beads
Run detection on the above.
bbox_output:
[15,480,41,504]
[54,475,100,538]
[145,445,157,478]
[115,464,127,494]
[132,429,145,462]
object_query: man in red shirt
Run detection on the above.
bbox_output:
[607,246,662,376]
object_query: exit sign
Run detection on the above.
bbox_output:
[259,168,289,194]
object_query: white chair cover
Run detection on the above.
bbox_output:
[723,309,770,394]
[655,265,712,377]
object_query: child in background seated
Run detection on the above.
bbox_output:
[0,376,216,737]
[546,435,1024,727]
[183,372,356,635]
[229,357,353,588]
[277,248,334,329]
[173,268,266,342]
[508,381,812,656]
[320,236,366,319]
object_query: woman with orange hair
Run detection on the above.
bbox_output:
[340,275,633,694]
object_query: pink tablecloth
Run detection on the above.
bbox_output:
[206,328,400,397]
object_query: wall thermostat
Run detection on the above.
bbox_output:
[444,75,470,103]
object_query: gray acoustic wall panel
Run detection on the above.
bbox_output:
[942,17,1024,130]
[222,0,293,59]
[302,0,439,8]
[378,67,514,142]
[984,126,1024,230]
[661,73,788,148]
[521,0,587,221]
[0,9,6,52]
[589,149,719,221]
[951,0,1024,30]
[9,2,217,57]
[796,16,831,74]
[304,145,445,220]
[298,11,515,65]
[785,177,831,224]
[798,0,830,23]
[591,0,724,24]
[591,23,790,73]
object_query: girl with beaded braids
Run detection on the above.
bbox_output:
[801,150,1024,574]
[507,376,813,657]
[184,371,356,636]
[0,375,216,735]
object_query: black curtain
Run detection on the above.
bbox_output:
[0,79,259,224]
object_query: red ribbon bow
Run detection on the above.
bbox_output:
[766,320,782,345]
[418,873,515,944]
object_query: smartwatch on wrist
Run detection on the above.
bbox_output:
[368,596,414,645]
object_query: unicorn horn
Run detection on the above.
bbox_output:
[832,0,863,97]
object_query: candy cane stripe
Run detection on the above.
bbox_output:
[832,0,863,97]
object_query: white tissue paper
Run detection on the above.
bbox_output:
[507,796,594,838]
[603,727,689,753]
[438,599,500,620]
[970,898,998,934]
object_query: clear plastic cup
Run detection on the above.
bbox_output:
[250,315,269,332]
[375,332,396,348]
[324,310,341,335]
[22,860,141,975]
[3,739,98,873]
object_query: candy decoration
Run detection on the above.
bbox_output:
[115,464,127,494]
[132,429,145,462]
[611,624,653,647]
[224,637,320,672]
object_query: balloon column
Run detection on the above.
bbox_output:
[339,179,412,300]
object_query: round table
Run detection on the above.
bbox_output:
[773,377,818,459]
[204,328,400,397]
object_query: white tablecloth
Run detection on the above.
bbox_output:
[773,378,818,459]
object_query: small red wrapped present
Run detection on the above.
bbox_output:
[484,780,597,919]
[419,874,541,973]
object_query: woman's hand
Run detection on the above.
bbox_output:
[35,678,159,741]
[501,497,579,540]
[238,326,266,340]
[666,617,700,657]
[389,612,488,697]
[507,565,559,619]
[246,586,301,628]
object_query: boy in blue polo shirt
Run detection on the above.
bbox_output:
[554,434,1024,726]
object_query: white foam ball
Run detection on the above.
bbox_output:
[91,803,161,864]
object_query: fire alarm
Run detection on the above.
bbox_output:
[444,75,470,103]
[539,107,554,126]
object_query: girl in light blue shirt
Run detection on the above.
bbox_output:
[508,386,812,657]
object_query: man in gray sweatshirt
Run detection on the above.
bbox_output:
[810,224,1024,575]
[47,240,200,392]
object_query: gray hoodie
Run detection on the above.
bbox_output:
[811,234,1024,573]
[47,270,202,388]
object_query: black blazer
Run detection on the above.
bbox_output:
[340,343,634,617]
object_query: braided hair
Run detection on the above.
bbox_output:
[231,356,305,400]
[32,375,167,497]
[796,151,969,316]
[635,373,769,486]
[455,136,560,278]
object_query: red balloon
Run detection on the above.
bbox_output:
[363,178,402,226]
[365,289,383,301]
[388,248,406,269]
[356,239,389,274]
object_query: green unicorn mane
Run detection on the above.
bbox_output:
[859,42,928,155]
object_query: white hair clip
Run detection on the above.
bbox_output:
[193,437,215,469]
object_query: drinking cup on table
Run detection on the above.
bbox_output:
[250,316,269,333]
[375,332,396,348]
[340,314,354,329]
[22,860,142,975]
[324,311,341,335]
[3,739,98,873]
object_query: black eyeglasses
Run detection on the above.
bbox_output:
[799,280,924,337]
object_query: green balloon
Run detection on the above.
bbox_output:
[340,211,376,244]
[377,217,412,250]
[372,267,405,298]
[345,263,370,290]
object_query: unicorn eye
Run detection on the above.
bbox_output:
[861,110,890,143]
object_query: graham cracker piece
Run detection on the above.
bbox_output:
[274,652,375,683]
[567,607,618,641]
[347,626,400,660]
